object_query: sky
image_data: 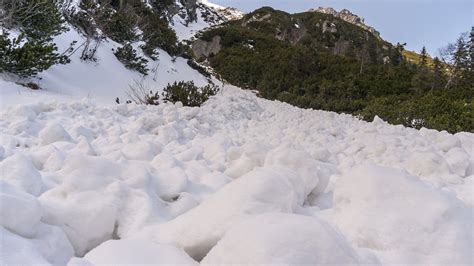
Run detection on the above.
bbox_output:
[211,0,473,56]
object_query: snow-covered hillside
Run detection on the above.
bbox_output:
[0,0,242,108]
[171,0,243,41]
[0,86,472,265]
[0,26,211,108]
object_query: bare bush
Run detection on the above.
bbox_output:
[126,79,160,105]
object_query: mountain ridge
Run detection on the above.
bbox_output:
[309,7,380,38]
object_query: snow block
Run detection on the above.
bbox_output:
[143,166,304,260]
[0,181,42,238]
[332,164,473,264]
[39,123,73,145]
[202,213,361,265]
[0,153,43,196]
[68,238,198,265]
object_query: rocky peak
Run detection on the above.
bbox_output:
[309,7,380,38]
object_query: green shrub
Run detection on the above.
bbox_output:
[114,44,149,75]
[187,59,211,77]
[0,32,69,77]
[99,7,138,43]
[138,8,180,58]
[2,0,66,42]
[162,81,219,107]
[0,0,69,77]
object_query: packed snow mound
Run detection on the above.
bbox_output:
[0,182,74,265]
[331,164,473,264]
[68,238,198,265]
[141,166,313,260]
[201,212,362,265]
[0,86,472,265]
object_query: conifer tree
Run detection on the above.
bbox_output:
[412,45,432,92]
[431,57,446,89]
[419,46,428,67]
[0,0,69,77]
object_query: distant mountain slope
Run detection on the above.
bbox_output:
[190,6,473,133]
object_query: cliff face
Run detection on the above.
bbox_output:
[310,7,380,38]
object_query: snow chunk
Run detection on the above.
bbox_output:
[143,167,305,260]
[332,164,473,264]
[0,181,42,238]
[437,134,461,152]
[202,213,361,265]
[406,151,451,178]
[39,123,72,145]
[0,226,50,265]
[265,146,336,197]
[40,191,118,256]
[122,141,162,161]
[69,238,197,265]
[0,153,43,196]
[446,147,470,177]
[32,223,75,265]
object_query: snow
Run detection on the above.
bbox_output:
[170,0,244,41]
[0,181,42,238]
[201,213,363,265]
[0,154,43,196]
[0,182,74,265]
[172,9,214,42]
[0,86,472,265]
[140,166,308,260]
[69,238,198,265]
[330,164,473,264]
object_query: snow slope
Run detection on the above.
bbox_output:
[0,26,211,108]
[171,0,244,41]
[0,86,472,265]
[0,0,243,108]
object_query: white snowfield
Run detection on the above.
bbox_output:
[0,86,472,265]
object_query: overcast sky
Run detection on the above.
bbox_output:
[211,0,473,56]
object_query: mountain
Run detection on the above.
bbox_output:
[189,6,472,133]
[309,7,380,38]
[193,6,396,66]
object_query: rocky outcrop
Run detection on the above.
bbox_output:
[192,36,222,58]
[310,7,380,38]
[242,13,272,26]
[275,23,307,45]
[322,20,337,33]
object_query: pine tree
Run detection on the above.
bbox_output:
[114,44,149,75]
[419,46,428,67]
[453,35,469,72]
[0,0,69,77]
[0,31,70,77]
[452,34,471,87]
[412,45,432,92]
[431,57,446,89]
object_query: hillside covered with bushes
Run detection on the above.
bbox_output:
[192,7,473,133]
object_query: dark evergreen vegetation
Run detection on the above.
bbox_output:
[162,81,219,107]
[0,0,70,77]
[194,7,473,133]
[113,44,148,75]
